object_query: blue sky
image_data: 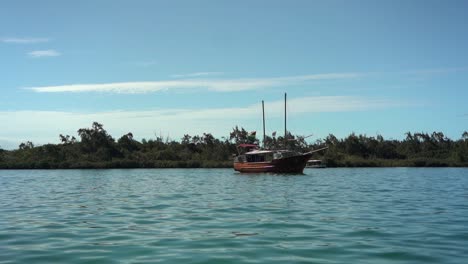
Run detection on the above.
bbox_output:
[1,0,467,149]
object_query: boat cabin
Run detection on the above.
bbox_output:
[235,146,302,163]
[245,150,273,162]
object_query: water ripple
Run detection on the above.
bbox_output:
[1,168,468,263]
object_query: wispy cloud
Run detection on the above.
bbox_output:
[171,72,224,78]
[28,49,61,58]
[0,96,409,148]
[2,37,50,44]
[26,73,359,93]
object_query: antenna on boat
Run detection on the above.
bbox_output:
[284,93,287,141]
[262,100,266,148]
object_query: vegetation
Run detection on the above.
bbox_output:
[0,122,467,169]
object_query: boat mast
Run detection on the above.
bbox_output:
[284,93,287,141]
[262,100,266,148]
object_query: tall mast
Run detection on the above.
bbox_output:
[284,93,287,140]
[262,100,266,148]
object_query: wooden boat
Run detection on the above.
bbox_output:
[233,94,327,173]
[234,147,314,173]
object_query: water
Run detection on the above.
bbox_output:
[0,168,467,263]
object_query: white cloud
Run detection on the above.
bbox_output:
[28,49,61,58]
[0,96,405,148]
[171,72,224,78]
[2,37,50,44]
[26,73,359,93]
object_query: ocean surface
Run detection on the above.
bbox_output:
[0,168,467,264]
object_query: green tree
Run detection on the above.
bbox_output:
[229,126,249,144]
[77,122,120,160]
[181,134,192,145]
[118,132,140,153]
[19,141,34,150]
[462,131,468,141]
[59,134,77,145]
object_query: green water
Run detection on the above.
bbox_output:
[0,168,467,263]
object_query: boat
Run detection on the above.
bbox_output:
[233,93,327,173]
[234,146,314,173]
[306,159,327,168]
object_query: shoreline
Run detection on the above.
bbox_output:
[1,161,467,170]
[1,123,467,170]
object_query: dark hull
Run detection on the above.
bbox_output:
[234,152,313,173]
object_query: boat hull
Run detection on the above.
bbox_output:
[234,152,313,173]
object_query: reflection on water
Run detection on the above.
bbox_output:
[1,168,467,263]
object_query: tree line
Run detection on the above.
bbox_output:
[0,122,467,169]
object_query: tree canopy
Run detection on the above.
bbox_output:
[0,122,467,169]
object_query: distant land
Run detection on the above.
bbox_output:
[0,122,467,169]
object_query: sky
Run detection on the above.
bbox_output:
[1,0,467,149]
